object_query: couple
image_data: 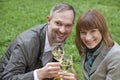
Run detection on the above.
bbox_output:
[0,3,120,80]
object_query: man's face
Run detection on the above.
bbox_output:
[47,10,74,44]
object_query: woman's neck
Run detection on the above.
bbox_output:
[87,41,102,53]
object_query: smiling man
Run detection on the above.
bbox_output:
[47,9,74,44]
[0,3,76,80]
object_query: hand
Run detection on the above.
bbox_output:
[58,71,77,80]
[36,62,61,79]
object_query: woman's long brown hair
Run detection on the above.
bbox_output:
[75,10,114,55]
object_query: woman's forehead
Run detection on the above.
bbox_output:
[79,25,97,31]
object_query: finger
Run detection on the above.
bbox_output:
[47,65,61,72]
[58,71,76,80]
[47,62,60,66]
[47,70,61,78]
[63,76,75,80]
[47,66,61,76]
[49,70,59,75]
[63,74,76,80]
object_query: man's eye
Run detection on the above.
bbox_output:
[66,24,72,28]
[55,22,61,26]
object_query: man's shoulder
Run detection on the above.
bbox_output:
[23,23,47,35]
[15,23,47,45]
[20,24,47,39]
[30,23,48,32]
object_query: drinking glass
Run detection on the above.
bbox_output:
[53,56,73,80]
[52,45,73,80]
[52,45,64,80]
[60,56,73,72]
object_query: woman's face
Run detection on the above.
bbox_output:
[80,29,102,49]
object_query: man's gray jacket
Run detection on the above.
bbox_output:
[0,24,48,80]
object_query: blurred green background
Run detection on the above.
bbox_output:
[0,0,120,80]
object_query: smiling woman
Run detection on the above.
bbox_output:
[75,9,120,80]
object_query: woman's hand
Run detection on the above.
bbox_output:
[58,71,77,80]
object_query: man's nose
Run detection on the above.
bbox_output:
[59,26,66,33]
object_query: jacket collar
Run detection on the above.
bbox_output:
[39,23,48,54]
[90,47,111,75]
[81,43,111,78]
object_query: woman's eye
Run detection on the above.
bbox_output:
[80,32,86,35]
[92,30,95,32]
[91,29,97,33]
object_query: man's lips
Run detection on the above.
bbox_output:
[57,34,65,39]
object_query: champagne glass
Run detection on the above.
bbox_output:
[60,55,73,72]
[53,56,73,80]
[52,45,64,62]
[52,44,74,80]
[52,45,64,80]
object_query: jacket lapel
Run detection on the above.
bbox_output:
[90,47,111,75]
[37,24,48,68]
[81,54,89,79]
[39,24,48,54]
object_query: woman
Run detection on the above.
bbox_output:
[75,10,120,80]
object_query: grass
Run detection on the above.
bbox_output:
[0,0,120,80]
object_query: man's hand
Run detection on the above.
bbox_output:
[36,62,61,79]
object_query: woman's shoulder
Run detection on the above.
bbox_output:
[111,42,120,52]
[106,42,120,58]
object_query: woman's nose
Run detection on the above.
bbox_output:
[85,33,92,41]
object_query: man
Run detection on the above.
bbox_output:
[0,3,76,80]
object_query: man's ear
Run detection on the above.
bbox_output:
[47,16,51,25]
